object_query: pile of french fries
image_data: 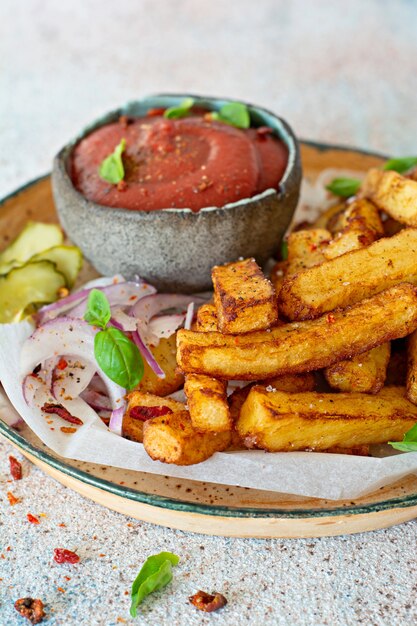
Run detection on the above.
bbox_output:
[122,166,417,465]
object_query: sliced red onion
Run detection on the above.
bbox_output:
[80,388,112,412]
[52,357,96,402]
[132,329,165,379]
[69,281,156,319]
[109,406,124,435]
[147,313,186,341]
[184,302,194,330]
[20,317,125,412]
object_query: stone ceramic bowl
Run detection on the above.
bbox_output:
[52,94,301,292]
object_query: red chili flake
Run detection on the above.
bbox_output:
[189,590,227,612]
[310,244,318,252]
[147,107,166,117]
[57,587,66,593]
[9,456,22,480]
[27,513,40,524]
[53,548,80,564]
[60,427,77,434]
[41,403,83,425]
[14,597,45,624]
[58,523,66,528]
[7,491,20,506]
[327,313,336,324]
[56,358,68,371]
[6,546,11,551]
[130,405,173,421]
[64,576,71,581]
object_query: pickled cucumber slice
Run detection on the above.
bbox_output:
[31,245,83,288]
[0,260,66,323]
[0,222,63,274]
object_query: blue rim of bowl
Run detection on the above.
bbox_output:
[2,140,417,520]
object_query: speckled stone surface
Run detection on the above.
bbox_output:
[1,1,417,624]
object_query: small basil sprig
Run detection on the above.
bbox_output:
[130,552,179,617]
[389,423,417,453]
[99,138,126,184]
[281,239,288,261]
[383,156,417,174]
[164,98,195,120]
[325,177,361,198]
[211,102,250,129]
[84,289,143,390]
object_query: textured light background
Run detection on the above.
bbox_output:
[1,1,417,624]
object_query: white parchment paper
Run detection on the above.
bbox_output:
[1,321,417,501]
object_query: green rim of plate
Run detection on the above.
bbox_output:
[2,141,417,520]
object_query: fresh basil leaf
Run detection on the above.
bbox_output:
[164,98,195,120]
[325,177,361,198]
[84,289,111,329]
[99,138,126,184]
[389,422,417,452]
[212,102,250,129]
[281,239,288,261]
[130,552,180,617]
[94,327,144,390]
[383,156,417,174]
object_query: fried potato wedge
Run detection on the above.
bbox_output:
[325,343,390,394]
[195,303,218,332]
[143,410,231,465]
[184,374,231,432]
[279,228,417,320]
[362,168,417,227]
[237,386,417,451]
[122,392,185,443]
[212,258,278,334]
[137,334,184,396]
[406,331,417,404]
[177,284,417,380]
[323,198,384,260]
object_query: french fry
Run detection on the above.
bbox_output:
[195,303,218,332]
[212,258,278,334]
[177,284,417,380]
[311,201,346,233]
[123,392,185,443]
[325,343,391,394]
[143,410,231,465]
[323,198,384,260]
[279,228,417,321]
[137,334,184,396]
[237,386,417,451]
[184,374,231,432]
[287,229,331,269]
[321,199,387,392]
[362,168,417,227]
[406,331,417,404]
[265,372,316,393]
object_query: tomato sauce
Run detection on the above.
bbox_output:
[71,114,288,212]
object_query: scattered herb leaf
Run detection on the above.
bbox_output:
[84,289,111,329]
[325,177,361,198]
[211,102,250,129]
[99,138,126,184]
[130,552,179,617]
[164,98,195,120]
[94,327,143,390]
[383,156,417,174]
[389,422,417,453]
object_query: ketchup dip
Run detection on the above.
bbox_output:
[71,112,288,212]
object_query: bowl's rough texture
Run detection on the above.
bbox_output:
[52,94,301,292]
